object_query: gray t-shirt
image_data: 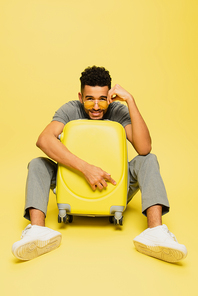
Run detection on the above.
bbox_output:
[52,100,131,127]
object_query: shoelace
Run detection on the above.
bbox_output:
[162,225,178,242]
[21,224,32,239]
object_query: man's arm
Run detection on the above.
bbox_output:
[108,84,152,155]
[36,121,116,190]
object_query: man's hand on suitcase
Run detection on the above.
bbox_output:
[82,163,116,191]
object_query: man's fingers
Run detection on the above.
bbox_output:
[107,94,112,104]
[85,166,116,191]
[95,178,115,191]
[109,177,117,186]
[99,179,108,188]
[108,91,117,104]
[96,182,104,191]
[104,173,117,186]
[91,184,97,191]
[90,176,116,191]
[108,86,117,104]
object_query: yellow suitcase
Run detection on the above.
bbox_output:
[55,119,128,225]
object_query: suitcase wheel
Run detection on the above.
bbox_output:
[118,217,123,226]
[57,214,67,223]
[109,215,123,226]
[109,216,114,224]
[68,215,73,223]
[58,214,73,224]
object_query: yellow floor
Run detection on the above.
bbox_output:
[1,156,197,296]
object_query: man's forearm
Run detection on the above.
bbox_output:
[107,84,152,155]
[36,133,116,190]
[127,96,152,155]
[36,133,87,173]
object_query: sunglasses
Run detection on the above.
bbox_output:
[83,99,108,110]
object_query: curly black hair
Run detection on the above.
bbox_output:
[80,66,111,92]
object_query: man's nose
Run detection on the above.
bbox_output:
[93,101,100,109]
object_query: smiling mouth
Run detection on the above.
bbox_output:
[90,110,102,115]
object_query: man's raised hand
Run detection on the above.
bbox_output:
[107,84,133,104]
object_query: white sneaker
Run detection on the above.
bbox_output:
[12,224,62,261]
[133,224,187,263]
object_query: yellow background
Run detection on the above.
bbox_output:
[0,0,198,295]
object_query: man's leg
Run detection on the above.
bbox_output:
[127,153,170,216]
[128,153,187,262]
[29,208,45,226]
[146,204,162,228]
[24,157,57,222]
[12,157,62,261]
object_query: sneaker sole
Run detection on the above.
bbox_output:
[133,241,186,263]
[13,235,62,261]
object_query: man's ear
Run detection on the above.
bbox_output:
[78,92,83,104]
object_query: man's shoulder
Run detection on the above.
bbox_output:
[109,101,122,108]
[56,100,83,115]
[104,101,131,127]
[106,101,128,116]
[52,100,87,125]
[59,100,81,110]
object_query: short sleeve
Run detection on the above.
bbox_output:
[105,102,131,127]
[52,101,88,125]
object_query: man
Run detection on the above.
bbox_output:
[12,66,187,262]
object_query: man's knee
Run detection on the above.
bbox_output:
[28,157,46,170]
[137,153,157,161]
[27,157,57,181]
[129,153,158,167]
[142,153,158,164]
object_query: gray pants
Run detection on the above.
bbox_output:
[24,153,170,221]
